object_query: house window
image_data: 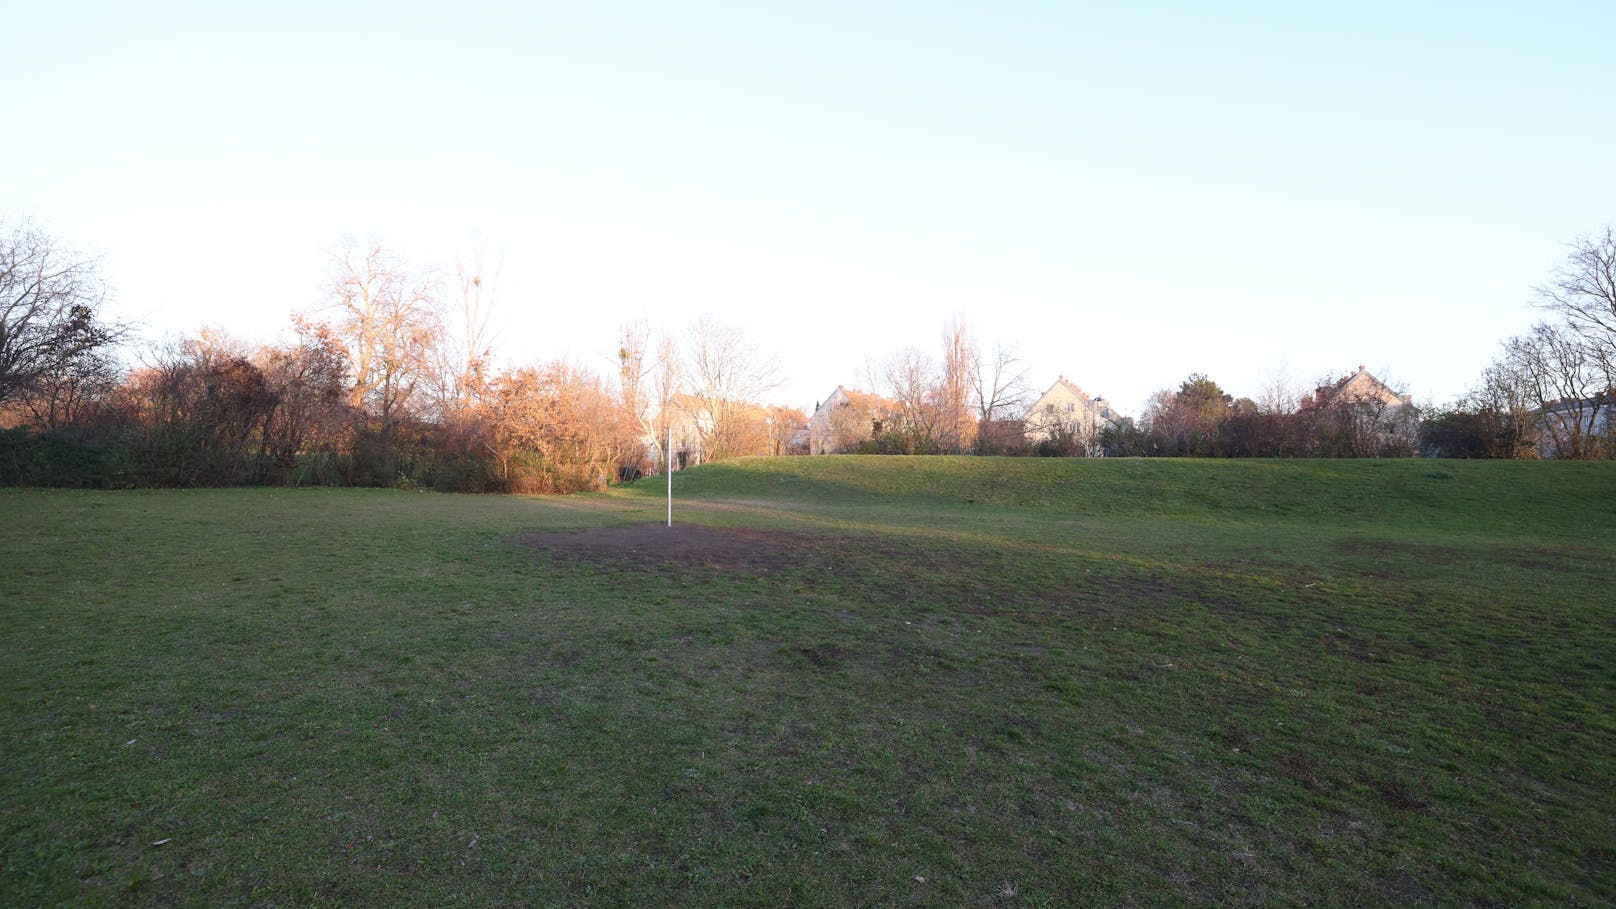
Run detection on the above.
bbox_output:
[1066,402,1075,413]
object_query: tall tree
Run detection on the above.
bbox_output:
[618,319,673,466]
[1256,361,1302,415]
[1473,348,1545,458]
[325,242,441,433]
[971,342,1029,454]
[1427,357,1541,460]
[871,346,944,453]
[1536,225,1616,386]
[680,316,781,462]
[938,315,977,453]
[1502,322,1607,459]
[428,244,500,422]
[649,333,681,471]
[0,220,120,407]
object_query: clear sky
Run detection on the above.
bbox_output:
[6,1,1614,416]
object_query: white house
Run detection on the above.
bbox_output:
[1536,392,1614,459]
[808,386,899,454]
[651,393,715,469]
[1299,366,1420,454]
[1023,376,1117,455]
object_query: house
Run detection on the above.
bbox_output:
[808,386,899,454]
[652,393,793,466]
[1023,376,1118,455]
[1298,365,1420,455]
[1301,366,1413,412]
[652,393,715,469]
[1535,392,1614,459]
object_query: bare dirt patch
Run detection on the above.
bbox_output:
[1495,544,1615,576]
[517,523,819,573]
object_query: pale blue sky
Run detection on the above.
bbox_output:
[5,1,1613,414]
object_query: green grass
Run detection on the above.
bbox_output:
[3,457,1614,907]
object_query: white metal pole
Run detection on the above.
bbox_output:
[666,425,673,527]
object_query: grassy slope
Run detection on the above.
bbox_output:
[2,458,1613,907]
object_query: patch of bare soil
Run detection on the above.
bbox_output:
[1336,538,1465,565]
[517,523,817,573]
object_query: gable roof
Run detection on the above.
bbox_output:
[1057,377,1082,397]
[1035,375,1089,401]
[1301,366,1413,411]
[1027,375,1116,420]
[813,385,896,417]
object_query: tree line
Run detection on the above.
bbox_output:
[799,223,1615,461]
[835,363,1425,460]
[3,219,1613,490]
[0,229,791,491]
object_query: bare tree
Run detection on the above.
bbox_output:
[938,315,977,453]
[617,320,649,429]
[1256,360,1302,415]
[680,316,781,462]
[1536,225,1616,385]
[184,325,251,365]
[869,346,943,452]
[1503,322,1607,458]
[863,318,1003,455]
[649,333,681,471]
[8,347,120,431]
[1,220,121,407]
[1468,354,1542,458]
[617,319,680,470]
[325,242,441,433]
[428,243,500,422]
[971,342,1029,454]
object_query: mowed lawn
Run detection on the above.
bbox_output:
[2,458,1613,907]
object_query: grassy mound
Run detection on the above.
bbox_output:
[3,459,1613,906]
[637,455,1616,536]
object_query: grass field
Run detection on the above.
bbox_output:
[3,457,1614,907]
